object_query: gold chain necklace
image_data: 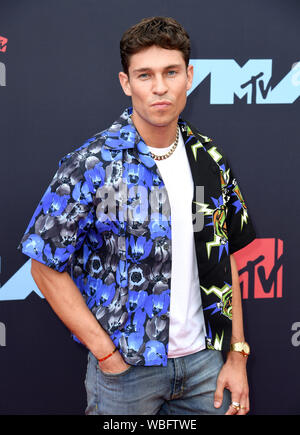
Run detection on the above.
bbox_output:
[149,125,180,161]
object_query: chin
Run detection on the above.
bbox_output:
[150,114,178,127]
[133,107,178,129]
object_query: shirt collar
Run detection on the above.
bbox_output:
[101,107,140,150]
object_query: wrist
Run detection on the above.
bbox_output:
[229,341,250,359]
[227,349,248,363]
[90,333,117,362]
[98,347,118,363]
[230,334,245,344]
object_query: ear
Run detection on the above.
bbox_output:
[119,71,132,97]
[186,64,194,91]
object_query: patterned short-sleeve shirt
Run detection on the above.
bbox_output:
[18,108,256,366]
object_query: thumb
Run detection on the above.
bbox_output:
[214,379,225,408]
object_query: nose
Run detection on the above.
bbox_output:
[152,75,168,95]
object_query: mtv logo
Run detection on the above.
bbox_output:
[188,59,300,104]
[0,36,7,53]
[234,238,283,299]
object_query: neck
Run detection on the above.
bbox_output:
[131,111,178,149]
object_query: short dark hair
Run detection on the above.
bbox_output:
[120,16,191,75]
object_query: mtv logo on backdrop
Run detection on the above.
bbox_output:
[188,59,300,104]
[234,238,283,299]
[0,35,7,53]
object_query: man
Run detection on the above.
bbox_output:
[18,17,255,415]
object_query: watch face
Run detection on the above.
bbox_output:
[235,343,243,352]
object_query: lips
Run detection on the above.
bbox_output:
[151,101,171,109]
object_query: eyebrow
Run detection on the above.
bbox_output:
[132,64,183,74]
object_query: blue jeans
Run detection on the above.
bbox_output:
[84,348,231,415]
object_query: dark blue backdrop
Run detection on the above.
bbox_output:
[0,0,299,415]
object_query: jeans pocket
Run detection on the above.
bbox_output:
[98,364,133,378]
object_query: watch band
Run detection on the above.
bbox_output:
[230,342,250,357]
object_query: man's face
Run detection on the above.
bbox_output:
[119,45,193,130]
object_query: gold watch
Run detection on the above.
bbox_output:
[230,342,250,357]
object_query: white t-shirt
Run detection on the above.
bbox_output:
[147,130,206,358]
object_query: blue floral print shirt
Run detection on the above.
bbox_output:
[18,108,256,366]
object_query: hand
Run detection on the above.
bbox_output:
[98,349,131,375]
[214,351,250,415]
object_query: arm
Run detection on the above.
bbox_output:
[214,254,250,415]
[31,259,130,373]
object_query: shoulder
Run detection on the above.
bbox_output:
[58,131,107,169]
[57,113,129,172]
[50,116,129,197]
[47,129,110,197]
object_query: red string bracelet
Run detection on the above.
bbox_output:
[98,347,118,362]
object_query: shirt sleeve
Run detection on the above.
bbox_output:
[17,152,94,272]
[221,158,256,255]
